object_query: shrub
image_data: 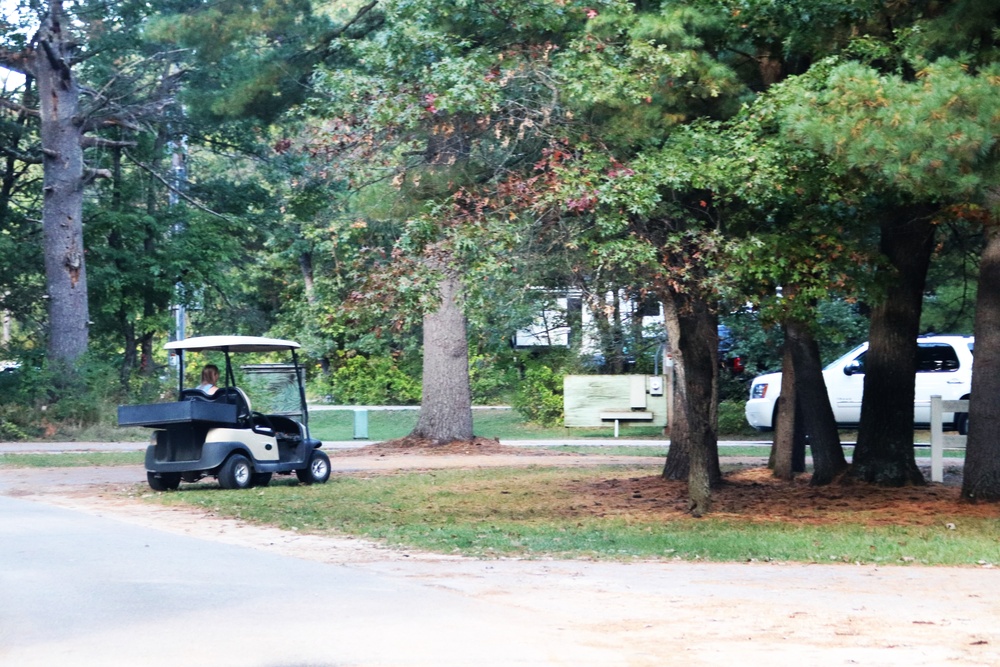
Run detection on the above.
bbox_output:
[0,354,126,440]
[469,352,519,405]
[512,365,564,426]
[0,406,31,440]
[322,352,421,405]
[717,400,759,437]
[718,371,750,403]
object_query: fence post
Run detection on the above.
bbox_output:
[930,395,943,483]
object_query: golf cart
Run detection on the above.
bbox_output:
[118,335,330,491]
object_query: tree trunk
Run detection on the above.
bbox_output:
[771,341,797,480]
[660,292,689,481]
[300,251,316,304]
[120,318,137,384]
[786,319,847,485]
[662,373,690,481]
[962,215,1000,501]
[139,331,155,375]
[851,211,936,486]
[36,1,90,363]
[659,288,720,516]
[410,273,474,443]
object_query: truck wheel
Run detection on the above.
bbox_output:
[147,472,181,491]
[296,450,331,485]
[955,412,969,436]
[252,472,272,487]
[218,454,253,490]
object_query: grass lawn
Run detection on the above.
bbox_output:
[150,464,999,566]
[311,408,672,441]
[2,444,983,566]
[305,409,940,444]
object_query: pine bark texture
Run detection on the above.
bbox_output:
[851,212,935,486]
[772,342,797,480]
[410,274,474,443]
[786,319,847,485]
[660,290,720,516]
[661,383,690,481]
[962,216,1000,501]
[36,2,90,363]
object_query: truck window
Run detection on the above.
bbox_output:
[916,343,960,372]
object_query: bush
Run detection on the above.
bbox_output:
[0,406,30,440]
[469,352,519,404]
[512,365,564,426]
[0,354,126,440]
[320,352,421,405]
[717,400,759,437]
[718,371,750,403]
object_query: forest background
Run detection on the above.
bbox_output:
[1,0,999,511]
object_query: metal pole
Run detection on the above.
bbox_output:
[169,134,188,378]
[175,302,186,380]
[176,350,184,398]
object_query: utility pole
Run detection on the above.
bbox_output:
[168,137,187,376]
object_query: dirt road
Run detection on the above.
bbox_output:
[2,454,998,666]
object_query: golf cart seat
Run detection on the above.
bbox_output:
[212,386,253,427]
[180,388,212,401]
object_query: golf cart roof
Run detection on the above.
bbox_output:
[164,336,301,353]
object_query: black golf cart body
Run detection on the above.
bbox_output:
[118,336,330,490]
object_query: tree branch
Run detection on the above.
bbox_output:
[0,98,39,117]
[125,151,235,222]
[317,0,380,53]
[0,147,42,164]
[0,47,32,76]
[81,135,138,149]
[82,167,113,185]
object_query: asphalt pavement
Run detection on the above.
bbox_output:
[0,494,621,666]
[2,492,997,666]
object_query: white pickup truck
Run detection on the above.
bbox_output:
[744,335,974,433]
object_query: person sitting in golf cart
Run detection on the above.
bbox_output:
[196,364,220,395]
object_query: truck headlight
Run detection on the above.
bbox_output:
[750,383,768,399]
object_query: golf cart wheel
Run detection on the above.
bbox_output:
[252,472,272,487]
[296,450,331,485]
[147,472,181,491]
[218,454,253,490]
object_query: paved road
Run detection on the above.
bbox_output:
[0,494,621,666]
[3,491,998,667]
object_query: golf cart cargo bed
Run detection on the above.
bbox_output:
[118,401,238,429]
